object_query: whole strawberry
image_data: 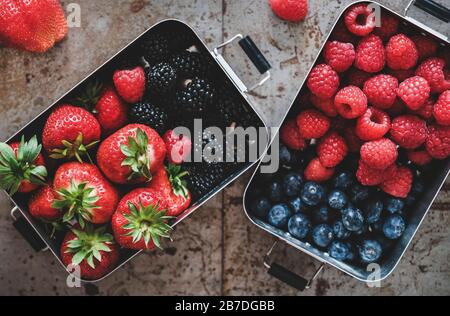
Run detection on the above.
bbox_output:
[390,115,427,149]
[307,64,340,99]
[28,185,61,222]
[97,124,166,184]
[269,0,308,22]
[112,188,172,250]
[61,225,119,281]
[113,67,146,103]
[360,138,398,170]
[163,130,192,165]
[386,34,419,70]
[324,41,355,73]
[344,4,376,36]
[363,75,399,110]
[0,136,47,195]
[43,105,101,162]
[317,132,348,168]
[433,91,450,126]
[398,76,430,111]
[52,162,120,226]
[416,58,450,93]
[280,119,307,150]
[354,35,386,73]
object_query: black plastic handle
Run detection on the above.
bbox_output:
[414,0,450,22]
[268,263,308,291]
[239,36,272,75]
[13,216,47,252]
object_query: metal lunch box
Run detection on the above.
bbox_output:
[243,0,450,291]
[4,19,272,282]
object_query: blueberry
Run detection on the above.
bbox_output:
[349,184,370,204]
[288,213,311,239]
[268,204,292,228]
[333,221,351,240]
[333,172,354,190]
[282,172,303,197]
[365,200,383,224]
[312,224,334,248]
[314,205,332,223]
[342,205,365,232]
[251,197,272,218]
[328,190,348,210]
[385,198,405,214]
[359,240,383,264]
[354,224,369,236]
[301,182,325,206]
[288,197,303,213]
[279,145,292,166]
[328,241,352,261]
[383,215,406,240]
[267,181,283,203]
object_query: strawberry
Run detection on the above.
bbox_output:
[112,188,173,250]
[97,124,166,185]
[113,67,146,104]
[43,105,101,162]
[52,162,120,227]
[147,165,192,217]
[163,130,192,165]
[0,136,47,195]
[61,224,120,281]
[28,185,61,222]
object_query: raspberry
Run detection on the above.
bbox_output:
[426,124,450,159]
[317,132,348,168]
[386,34,419,70]
[324,41,356,73]
[357,160,385,186]
[411,35,439,61]
[355,35,386,73]
[398,76,431,110]
[356,107,391,141]
[334,86,368,119]
[373,13,399,40]
[433,91,450,126]
[416,58,450,93]
[344,4,376,36]
[386,69,415,82]
[331,20,358,45]
[346,68,372,88]
[381,166,413,198]
[360,138,398,170]
[363,74,399,109]
[269,0,308,22]
[310,94,338,117]
[390,115,427,149]
[280,119,307,150]
[307,64,340,99]
[304,158,335,183]
[410,97,434,120]
[344,126,363,153]
[296,109,331,139]
[407,149,433,166]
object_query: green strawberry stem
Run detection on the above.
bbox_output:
[72,80,103,113]
[0,135,47,195]
[166,164,189,198]
[49,133,98,163]
[120,128,152,181]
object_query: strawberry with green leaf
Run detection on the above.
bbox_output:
[29,185,61,222]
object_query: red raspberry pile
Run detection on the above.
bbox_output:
[280,4,450,199]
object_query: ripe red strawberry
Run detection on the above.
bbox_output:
[407,149,432,166]
[356,160,385,186]
[280,119,307,150]
[113,67,145,103]
[334,86,368,119]
[386,34,419,70]
[344,4,376,36]
[43,105,101,162]
[0,136,47,195]
[398,76,430,110]
[28,185,61,222]
[390,115,427,149]
[97,124,166,184]
[324,41,355,73]
[307,64,340,99]
[356,107,391,141]
[355,35,386,73]
[426,124,450,159]
[147,165,192,217]
[346,68,372,88]
[373,13,399,40]
[411,35,439,61]
[317,132,348,168]
[61,225,119,281]
[363,75,398,110]
[163,130,192,165]
[304,158,335,183]
[310,94,338,117]
[344,126,363,153]
[296,110,330,139]
[112,188,172,250]
[360,138,398,170]
[381,165,413,198]
[269,0,308,22]
[52,162,120,226]
[433,91,450,126]
[416,58,450,93]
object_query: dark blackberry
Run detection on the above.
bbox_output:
[185,163,227,200]
[167,33,196,53]
[129,101,169,135]
[170,51,211,79]
[147,62,178,95]
[140,33,170,65]
[174,78,215,116]
[192,126,225,164]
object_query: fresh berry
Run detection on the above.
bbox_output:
[433,91,450,126]
[166,31,195,53]
[383,215,406,240]
[411,35,439,60]
[363,75,399,110]
[170,51,211,78]
[269,0,308,22]
[147,62,178,95]
[387,69,415,82]
[288,197,304,213]
[129,101,169,135]
[301,181,325,206]
[288,213,311,239]
[360,138,398,170]
[317,131,348,167]
[397,76,431,110]
[328,190,348,210]
[385,198,404,214]
[344,126,364,152]
[113,67,145,103]
[356,160,385,186]
[373,13,399,40]
[386,34,419,70]
[304,158,335,182]
[314,205,333,223]
[356,107,391,141]
[344,4,376,36]
[312,224,334,248]
[268,204,292,228]
[359,240,382,264]
[185,163,227,200]
[331,20,358,45]
[280,119,307,150]
[310,95,338,117]
[333,221,351,240]
[365,200,383,224]
[140,33,170,65]
[334,86,368,119]
[267,181,284,203]
[354,35,386,73]
[416,58,450,93]
[28,185,61,222]
[163,130,192,165]
[333,172,354,190]
[349,183,370,203]
[381,165,413,198]
[296,109,331,139]
[342,205,364,232]
[390,115,427,149]
[407,148,432,166]
[307,64,340,99]
[252,197,272,219]
[282,172,303,197]
[329,241,352,261]
[411,97,434,120]
[174,78,215,116]
[426,124,450,159]
[324,41,356,73]
[347,68,372,88]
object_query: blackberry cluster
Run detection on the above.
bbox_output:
[147,62,178,95]
[193,127,225,165]
[129,101,169,135]
[140,33,170,65]
[174,78,215,116]
[185,163,228,200]
[171,51,211,78]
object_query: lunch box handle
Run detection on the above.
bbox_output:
[10,207,48,252]
[412,0,450,22]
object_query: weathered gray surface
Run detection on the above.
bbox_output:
[0,0,449,296]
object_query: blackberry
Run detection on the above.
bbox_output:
[168,33,195,53]
[193,126,225,164]
[140,33,170,65]
[171,51,211,79]
[147,62,178,95]
[174,78,215,116]
[185,163,227,200]
[129,101,169,135]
